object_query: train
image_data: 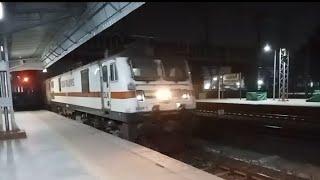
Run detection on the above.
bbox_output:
[11,70,44,111]
[44,46,196,140]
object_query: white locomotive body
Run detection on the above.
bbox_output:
[45,52,196,140]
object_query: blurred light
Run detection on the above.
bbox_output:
[182,93,190,99]
[0,2,3,20]
[155,88,172,101]
[213,77,218,81]
[204,82,210,90]
[94,68,99,75]
[42,68,47,73]
[263,44,271,52]
[257,79,264,85]
[23,77,29,83]
[136,90,144,101]
[176,102,181,108]
[236,82,240,86]
[310,81,313,87]
[136,94,144,101]
[0,45,3,52]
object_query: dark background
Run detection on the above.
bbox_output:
[47,3,320,90]
[14,3,320,109]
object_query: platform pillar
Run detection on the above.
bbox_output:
[0,35,26,140]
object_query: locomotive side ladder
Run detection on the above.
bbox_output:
[0,35,26,140]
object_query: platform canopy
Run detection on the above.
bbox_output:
[0,2,145,72]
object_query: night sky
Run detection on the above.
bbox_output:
[48,2,320,89]
[114,3,320,49]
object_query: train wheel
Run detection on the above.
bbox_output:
[93,117,104,130]
[104,120,118,133]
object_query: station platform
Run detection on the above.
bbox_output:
[196,98,320,123]
[197,98,320,107]
[0,110,222,180]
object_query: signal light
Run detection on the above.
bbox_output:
[23,77,29,83]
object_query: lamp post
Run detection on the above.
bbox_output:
[263,44,277,100]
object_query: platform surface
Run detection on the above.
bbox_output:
[197,98,320,107]
[0,110,221,180]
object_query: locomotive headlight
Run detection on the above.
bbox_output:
[181,93,190,99]
[136,90,145,101]
[155,88,172,101]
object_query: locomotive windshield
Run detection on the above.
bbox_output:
[128,58,160,81]
[161,59,188,81]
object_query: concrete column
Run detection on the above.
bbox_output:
[0,35,17,132]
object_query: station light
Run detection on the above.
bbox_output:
[204,82,211,90]
[310,81,313,88]
[0,45,3,52]
[263,44,271,52]
[0,2,3,20]
[257,79,264,85]
[236,82,240,86]
[213,77,218,81]
[42,68,47,73]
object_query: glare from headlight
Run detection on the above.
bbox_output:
[136,90,144,101]
[155,88,172,101]
[136,94,144,101]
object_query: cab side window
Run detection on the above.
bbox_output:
[110,63,118,81]
[102,65,108,82]
[58,78,61,92]
[102,65,108,87]
[81,69,89,93]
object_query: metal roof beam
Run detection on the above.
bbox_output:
[9,57,43,72]
[3,14,72,34]
[41,2,145,69]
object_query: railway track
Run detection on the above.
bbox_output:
[172,139,312,180]
[199,157,308,180]
[134,127,313,180]
[194,109,312,124]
